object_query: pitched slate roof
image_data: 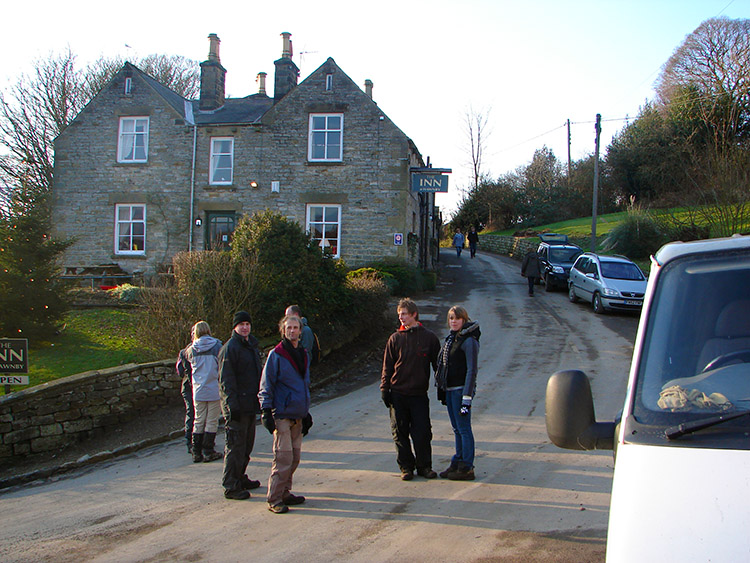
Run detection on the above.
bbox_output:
[191,94,274,125]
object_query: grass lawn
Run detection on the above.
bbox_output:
[3,308,143,395]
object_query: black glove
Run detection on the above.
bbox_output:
[381,389,392,408]
[261,409,276,434]
[302,413,313,436]
[437,388,446,406]
[460,398,472,416]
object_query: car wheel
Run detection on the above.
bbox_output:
[593,293,606,314]
[545,273,553,292]
[568,284,578,303]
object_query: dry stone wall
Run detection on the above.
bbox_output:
[0,360,179,465]
[477,234,537,260]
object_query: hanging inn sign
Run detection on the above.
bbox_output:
[410,167,452,193]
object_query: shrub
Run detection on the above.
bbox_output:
[347,267,397,294]
[107,283,142,303]
[603,207,669,260]
[368,261,424,296]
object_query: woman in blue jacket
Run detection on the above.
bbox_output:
[259,314,313,514]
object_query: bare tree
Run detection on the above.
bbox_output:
[656,16,750,146]
[463,105,492,190]
[0,50,200,196]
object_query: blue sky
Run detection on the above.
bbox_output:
[2,0,748,215]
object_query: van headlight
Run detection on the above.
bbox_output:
[602,288,619,297]
[552,266,565,274]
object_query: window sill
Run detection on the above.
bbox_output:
[306,161,344,166]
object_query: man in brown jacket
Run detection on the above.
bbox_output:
[381,298,441,480]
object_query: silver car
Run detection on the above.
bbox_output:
[568,253,647,314]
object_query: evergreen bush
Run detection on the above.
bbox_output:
[602,207,669,260]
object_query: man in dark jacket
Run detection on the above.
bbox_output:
[381,298,441,481]
[521,249,541,296]
[218,311,263,500]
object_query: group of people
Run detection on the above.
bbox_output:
[176,297,481,514]
[177,305,313,513]
[381,298,480,481]
[452,227,479,258]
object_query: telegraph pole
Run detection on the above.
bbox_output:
[567,119,572,185]
[591,114,601,252]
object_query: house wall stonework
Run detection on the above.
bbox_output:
[52,38,438,276]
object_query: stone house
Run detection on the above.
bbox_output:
[51,32,442,278]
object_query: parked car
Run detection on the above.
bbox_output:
[568,252,646,314]
[546,234,750,561]
[537,234,582,291]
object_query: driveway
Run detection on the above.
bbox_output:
[0,248,638,562]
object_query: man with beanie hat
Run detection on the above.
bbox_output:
[218,311,263,500]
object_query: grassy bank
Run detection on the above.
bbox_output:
[4,308,143,395]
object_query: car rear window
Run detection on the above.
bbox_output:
[549,247,581,262]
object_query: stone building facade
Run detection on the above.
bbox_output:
[51,33,442,276]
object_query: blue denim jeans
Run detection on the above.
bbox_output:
[446,389,475,467]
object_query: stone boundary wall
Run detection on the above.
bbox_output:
[477,234,537,260]
[0,360,179,465]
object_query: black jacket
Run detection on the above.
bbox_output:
[218,330,263,420]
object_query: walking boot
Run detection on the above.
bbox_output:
[439,461,458,479]
[202,432,223,462]
[446,462,475,481]
[192,433,204,463]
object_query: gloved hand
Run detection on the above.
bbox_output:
[261,409,276,434]
[381,389,392,408]
[460,396,472,416]
[437,388,446,406]
[302,413,313,436]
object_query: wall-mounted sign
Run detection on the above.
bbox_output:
[411,173,449,193]
[394,233,404,246]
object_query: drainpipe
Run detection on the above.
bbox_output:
[189,123,197,251]
[185,98,198,252]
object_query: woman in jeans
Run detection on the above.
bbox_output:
[435,306,480,480]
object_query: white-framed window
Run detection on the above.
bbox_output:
[115,204,146,255]
[308,113,343,162]
[306,204,341,257]
[117,117,149,163]
[210,137,234,184]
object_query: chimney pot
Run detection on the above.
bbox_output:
[281,32,293,58]
[208,33,221,62]
[365,79,373,99]
[256,72,267,96]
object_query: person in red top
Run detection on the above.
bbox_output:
[381,298,441,480]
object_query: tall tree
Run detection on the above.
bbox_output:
[0,50,200,196]
[656,16,750,148]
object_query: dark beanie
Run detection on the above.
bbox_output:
[232,311,252,328]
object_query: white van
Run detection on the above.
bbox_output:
[546,235,750,562]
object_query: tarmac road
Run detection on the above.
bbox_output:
[0,248,638,562]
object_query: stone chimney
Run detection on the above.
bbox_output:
[199,33,227,111]
[256,72,267,96]
[364,79,373,99]
[274,32,299,103]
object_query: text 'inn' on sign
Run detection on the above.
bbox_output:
[0,338,29,374]
[410,167,452,193]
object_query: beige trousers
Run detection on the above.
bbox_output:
[267,418,302,505]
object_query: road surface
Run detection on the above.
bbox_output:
[0,249,638,562]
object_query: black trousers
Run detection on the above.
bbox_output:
[527,276,537,294]
[181,378,194,440]
[389,391,433,472]
[222,413,257,492]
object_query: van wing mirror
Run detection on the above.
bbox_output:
[545,370,615,451]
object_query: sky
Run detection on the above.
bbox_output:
[2,0,748,217]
